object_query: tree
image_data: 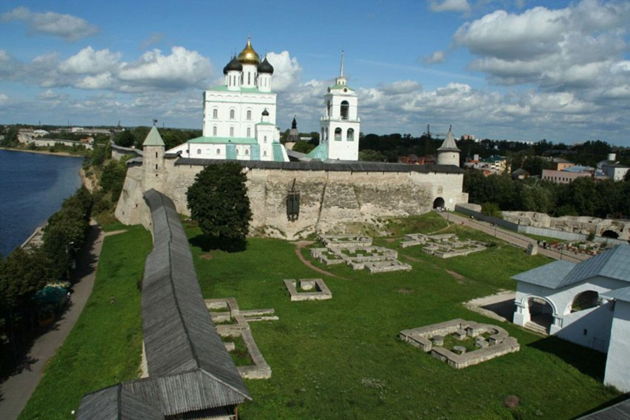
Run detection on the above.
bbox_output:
[292,140,315,154]
[113,130,135,147]
[187,162,251,248]
[359,149,386,162]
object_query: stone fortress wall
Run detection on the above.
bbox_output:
[115,157,468,240]
[502,211,630,241]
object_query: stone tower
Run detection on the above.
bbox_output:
[437,126,460,167]
[143,126,165,192]
[320,51,360,161]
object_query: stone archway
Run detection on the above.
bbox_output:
[527,297,554,332]
[602,230,619,239]
[433,197,445,209]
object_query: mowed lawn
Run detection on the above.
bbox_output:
[19,225,151,420]
[189,214,619,419]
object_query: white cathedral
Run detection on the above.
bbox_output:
[167,39,361,162]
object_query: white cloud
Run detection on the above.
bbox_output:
[59,47,121,74]
[118,47,211,90]
[266,51,302,92]
[429,0,471,12]
[0,93,8,104]
[453,0,630,99]
[423,50,445,64]
[1,7,98,41]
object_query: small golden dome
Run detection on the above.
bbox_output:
[237,39,260,65]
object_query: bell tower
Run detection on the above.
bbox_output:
[319,51,360,161]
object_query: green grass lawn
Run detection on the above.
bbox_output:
[188,215,619,419]
[19,225,151,420]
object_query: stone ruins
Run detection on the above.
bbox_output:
[206,298,277,379]
[399,319,519,369]
[312,235,412,273]
[284,278,332,301]
[401,233,486,258]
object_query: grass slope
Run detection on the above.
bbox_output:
[19,225,151,420]
[188,214,618,419]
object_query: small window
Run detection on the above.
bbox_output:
[197,149,201,154]
[247,127,251,137]
[212,126,217,136]
[212,109,218,119]
[264,136,267,143]
[230,127,234,136]
[263,151,267,157]
[155,164,158,170]
[245,149,249,156]
[247,110,252,120]
[347,128,354,141]
[216,148,220,155]
[334,127,342,141]
[155,152,158,158]
[230,109,235,119]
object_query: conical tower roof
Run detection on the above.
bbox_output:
[143,126,165,147]
[437,126,459,152]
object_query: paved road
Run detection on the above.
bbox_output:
[0,222,104,420]
[440,212,587,263]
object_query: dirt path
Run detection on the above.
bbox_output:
[0,221,105,420]
[293,241,345,279]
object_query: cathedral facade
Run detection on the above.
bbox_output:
[167,39,289,162]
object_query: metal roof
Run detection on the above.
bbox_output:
[142,126,165,147]
[512,260,576,289]
[513,244,630,290]
[437,126,460,152]
[577,397,630,419]
[174,157,464,174]
[602,286,630,303]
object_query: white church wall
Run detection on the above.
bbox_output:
[555,303,614,352]
[604,300,630,392]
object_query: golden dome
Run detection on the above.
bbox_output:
[237,39,260,65]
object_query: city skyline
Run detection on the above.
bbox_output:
[0,0,629,145]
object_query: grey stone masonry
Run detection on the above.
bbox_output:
[399,319,519,369]
[320,235,373,248]
[205,298,276,379]
[401,233,486,258]
[284,278,333,302]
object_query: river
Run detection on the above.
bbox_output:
[0,150,84,257]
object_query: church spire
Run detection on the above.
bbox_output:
[339,50,345,77]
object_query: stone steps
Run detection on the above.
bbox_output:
[524,322,549,336]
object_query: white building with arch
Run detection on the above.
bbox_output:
[512,244,630,391]
[167,39,288,162]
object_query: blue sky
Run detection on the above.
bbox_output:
[0,0,629,144]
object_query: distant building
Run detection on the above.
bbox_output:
[436,126,460,167]
[550,157,575,171]
[167,39,289,162]
[599,154,630,182]
[464,153,507,174]
[511,168,529,180]
[287,116,300,143]
[399,154,436,165]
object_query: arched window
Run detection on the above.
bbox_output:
[229,127,234,136]
[212,126,217,136]
[246,110,252,120]
[340,101,349,120]
[263,151,267,157]
[216,148,220,155]
[247,73,251,85]
[347,128,354,141]
[230,109,235,120]
[247,127,251,137]
[197,149,201,154]
[571,291,600,312]
[212,108,218,119]
[264,136,267,143]
[245,149,249,156]
[334,127,342,141]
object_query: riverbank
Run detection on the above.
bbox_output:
[0,146,86,158]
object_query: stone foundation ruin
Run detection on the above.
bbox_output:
[399,319,519,369]
[206,298,277,379]
[284,278,332,301]
[312,235,411,273]
[401,233,486,258]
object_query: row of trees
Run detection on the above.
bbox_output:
[113,126,201,150]
[0,188,93,375]
[465,171,630,219]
